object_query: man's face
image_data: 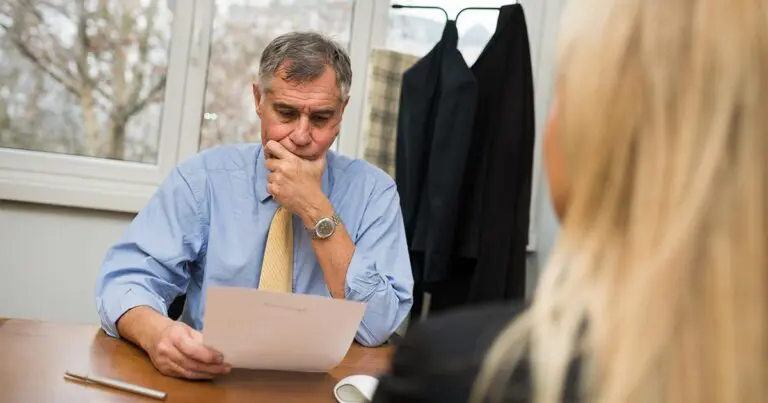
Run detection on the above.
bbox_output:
[253,65,348,160]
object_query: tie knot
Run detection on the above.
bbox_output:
[274,206,291,221]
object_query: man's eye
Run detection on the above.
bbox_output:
[278,110,296,119]
[312,116,330,124]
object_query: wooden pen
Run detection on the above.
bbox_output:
[64,370,167,400]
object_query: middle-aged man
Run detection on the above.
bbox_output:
[94,32,414,380]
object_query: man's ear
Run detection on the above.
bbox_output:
[252,82,263,117]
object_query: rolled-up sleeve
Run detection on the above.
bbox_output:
[346,183,414,347]
[95,166,205,338]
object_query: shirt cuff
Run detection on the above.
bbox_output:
[344,249,389,300]
[98,288,168,338]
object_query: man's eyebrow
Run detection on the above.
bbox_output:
[311,108,336,116]
[273,102,298,111]
[273,102,336,115]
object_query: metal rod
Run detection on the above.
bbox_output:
[454,7,501,22]
[391,4,449,21]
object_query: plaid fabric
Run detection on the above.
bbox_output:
[362,49,420,177]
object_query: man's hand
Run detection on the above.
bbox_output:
[263,140,351,299]
[145,321,231,380]
[117,306,231,380]
[264,140,332,227]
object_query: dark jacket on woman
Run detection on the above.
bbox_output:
[372,303,582,402]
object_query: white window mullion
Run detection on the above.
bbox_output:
[337,0,376,159]
[155,0,201,175]
[175,0,215,164]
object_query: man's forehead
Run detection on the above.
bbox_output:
[274,65,338,90]
[266,92,340,110]
[266,80,342,111]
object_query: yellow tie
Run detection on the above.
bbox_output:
[259,206,293,292]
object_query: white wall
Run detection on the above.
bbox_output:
[0,200,133,324]
[525,0,567,291]
[527,176,560,295]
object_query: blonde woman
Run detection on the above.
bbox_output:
[372,0,768,401]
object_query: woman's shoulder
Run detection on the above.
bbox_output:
[373,302,528,403]
[399,302,526,358]
[373,301,584,403]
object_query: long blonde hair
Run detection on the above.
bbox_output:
[471,0,768,402]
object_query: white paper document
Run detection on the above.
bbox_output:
[202,286,367,372]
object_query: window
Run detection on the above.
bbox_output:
[0,0,174,164]
[0,0,196,212]
[198,0,355,150]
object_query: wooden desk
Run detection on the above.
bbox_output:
[0,318,393,402]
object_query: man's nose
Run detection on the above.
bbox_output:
[290,116,312,146]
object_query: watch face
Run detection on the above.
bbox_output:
[316,217,336,238]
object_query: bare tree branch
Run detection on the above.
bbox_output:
[16,0,46,24]
[71,0,112,105]
[2,3,113,110]
[75,0,93,88]
[35,0,70,18]
[125,76,167,119]
[1,22,81,97]
[127,0,159,111]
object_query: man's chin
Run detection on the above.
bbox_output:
[292,150,323,160]
[265,149,317,161]
[298,153,320,161]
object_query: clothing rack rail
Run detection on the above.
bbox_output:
[391,4,509,22]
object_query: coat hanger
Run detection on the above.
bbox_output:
[391,4,449,21]
[391,3,514,23]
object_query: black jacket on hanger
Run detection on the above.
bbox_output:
[396,20,478,285]
[396,4,535,317]
[462,4,535,302]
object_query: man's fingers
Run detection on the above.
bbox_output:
[265,140,292,160]
[151,323,230,380]
[188,329,227,360]
[188,328,205,344]
[176,331,224,365]
[264,157,279,172]
[164,357,217,380]
[168,346,231,378]
[264,158,275,171]
[266,183,279,197]
[168,332,231,378]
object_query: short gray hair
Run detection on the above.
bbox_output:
[258,32,352,100]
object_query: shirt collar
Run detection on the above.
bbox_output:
[255,145,332,203]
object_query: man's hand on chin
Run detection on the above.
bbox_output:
[264,140,334,226]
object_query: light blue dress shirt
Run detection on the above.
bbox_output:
[95,144,414,347]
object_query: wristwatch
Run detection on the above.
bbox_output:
[308,214,342,240]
